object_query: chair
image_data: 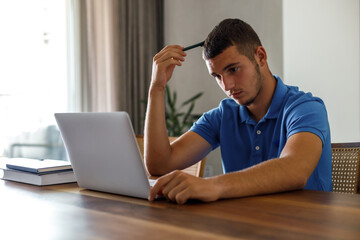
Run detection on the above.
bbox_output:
[331,142,360,194]
[136,135,206,177]
[7,125,67,160]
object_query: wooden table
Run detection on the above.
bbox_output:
[1,180,360,240]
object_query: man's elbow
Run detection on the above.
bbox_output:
[291,173,309,190]
[297,177,308,189]
[288,160,316,190]
[145,155,169,176]
[146,162,161,176]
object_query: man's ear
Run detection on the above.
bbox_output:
[254,46,267,67]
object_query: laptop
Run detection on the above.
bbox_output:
[54,112,155,199]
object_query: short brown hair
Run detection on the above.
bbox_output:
[203,19,262,61]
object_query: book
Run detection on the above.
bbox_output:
[5,158,72,174]
[0,167,76,186]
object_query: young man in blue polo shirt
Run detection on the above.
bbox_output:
[145,18,332,204]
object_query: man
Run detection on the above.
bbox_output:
[145,18,332,204]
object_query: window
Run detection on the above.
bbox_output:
[0,0,68,159]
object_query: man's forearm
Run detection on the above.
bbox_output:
[144,45,187,175]
[212,132,322,199]
[148,154,309,204]
[144,86,172,175]
[211,156,308,199]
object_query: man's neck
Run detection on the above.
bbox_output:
[247,72,276,123]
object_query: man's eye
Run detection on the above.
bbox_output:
[229,67,238,73]
[214,75,221,80]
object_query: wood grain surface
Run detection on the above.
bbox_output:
[1,181,359,240]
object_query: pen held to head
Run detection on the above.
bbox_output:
[183,41,205,51]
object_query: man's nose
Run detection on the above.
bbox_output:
[223,77,235,91]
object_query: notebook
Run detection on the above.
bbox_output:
[6,158,72,174]
[54,112,155,199]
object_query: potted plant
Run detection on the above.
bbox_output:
[164,85,203,136]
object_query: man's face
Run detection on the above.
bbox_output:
[205,45,262,106]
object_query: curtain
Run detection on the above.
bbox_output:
[79,0,119,112]
[77,0,163,134]
[117,0,163,134]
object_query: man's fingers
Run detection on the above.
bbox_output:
[154,51,186,64]
[158,171,196,203]
[154,45,186,62]
[148,173,176,201]
[148,171,212,204]
[166,183,189,203]
[162,44,185,52]
[161,171,186,196]
[150,44,187,88]
[175,188,192,205]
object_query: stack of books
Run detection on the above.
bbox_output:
[0,158,76,186]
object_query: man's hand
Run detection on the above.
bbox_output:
[148,170,221,204]
[150,45,186,90]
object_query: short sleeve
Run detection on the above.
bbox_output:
[190,107,221,150]
[286,98,330,145]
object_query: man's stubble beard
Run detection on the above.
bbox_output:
[241,63,262,107]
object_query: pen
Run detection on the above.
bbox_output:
[183,41,205,51]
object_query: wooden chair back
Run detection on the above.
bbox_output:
[331,142,360,194]
[136,135,206,177]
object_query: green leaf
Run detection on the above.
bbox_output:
[165,86,173,108]
[163,85,203,136]
[183,102,195,125]
[183,122,193,128]
[173,91,177,107]
[191,114,202,120]
[182,92,203,106]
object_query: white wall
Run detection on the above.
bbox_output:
[164,0,283,176]
[283,0,360,142]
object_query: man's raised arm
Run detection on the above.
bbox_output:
[144,45,211,176]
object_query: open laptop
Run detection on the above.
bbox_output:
[54,112,155,199]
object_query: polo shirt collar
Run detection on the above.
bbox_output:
[264,75,287,119]
[238,75,288,123]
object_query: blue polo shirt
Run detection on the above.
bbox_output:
[190,76,332,191]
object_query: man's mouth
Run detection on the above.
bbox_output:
[230,91,243,98]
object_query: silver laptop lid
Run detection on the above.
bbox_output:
[55,112,150,199]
